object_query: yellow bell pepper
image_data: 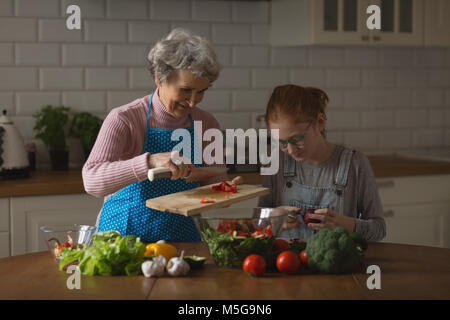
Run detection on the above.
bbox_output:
[145,242,177,260]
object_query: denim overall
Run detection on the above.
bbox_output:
[97,93,202,242]
[278,148,355,239]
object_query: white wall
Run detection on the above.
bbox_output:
[0,0,449,168]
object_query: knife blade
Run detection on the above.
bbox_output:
[147,166,228,182]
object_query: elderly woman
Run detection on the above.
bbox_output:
[83,29,241,242]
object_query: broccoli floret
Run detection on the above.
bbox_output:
[306,227,364,274]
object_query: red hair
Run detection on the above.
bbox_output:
[265,84,329,137]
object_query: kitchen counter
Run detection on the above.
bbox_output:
[0,241,449,299]
[2,155,450,197]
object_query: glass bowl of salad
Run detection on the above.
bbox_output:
[192,207,289,268]
[40,224,97,261]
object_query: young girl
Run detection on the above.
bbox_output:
[258,84,386,241]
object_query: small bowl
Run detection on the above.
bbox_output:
[192,207,288,268]
[40,224,96,261]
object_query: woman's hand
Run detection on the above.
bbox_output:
[276,206,302,231]
[148,151,195,180]
[307,208,356,233]
[230,175,244,185]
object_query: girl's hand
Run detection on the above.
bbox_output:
[276,206,302,231]
[306,208,356,233]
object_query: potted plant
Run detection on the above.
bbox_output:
[69,112,103,160]
[33,105,71,170]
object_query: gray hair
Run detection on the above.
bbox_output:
[147,28,222,84]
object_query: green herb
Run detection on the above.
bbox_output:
[68,112,103,156]
[58,231,146,276]
[33,105,70,152]
[201,225,274,268]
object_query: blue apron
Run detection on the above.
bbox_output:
[97,93,202,242]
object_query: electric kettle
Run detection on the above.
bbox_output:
[0,110,29,179]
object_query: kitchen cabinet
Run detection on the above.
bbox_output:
[424,0,450,46]
[377,174,450,248]
[270,0,428,47]
[369,0,424,46]
[9,194,103,256]
[271,0,368,46]
[0,198,10,258]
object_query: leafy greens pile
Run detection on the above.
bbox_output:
[201,223,274,268]
[59,231,146,276]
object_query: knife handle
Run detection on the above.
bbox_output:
[148,167,172,181]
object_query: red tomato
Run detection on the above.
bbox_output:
[276,251,301,275]
[299,250,308,267]
[243,254,266,277]
[273,239,291,252]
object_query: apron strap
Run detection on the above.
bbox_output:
[334,148,355,191]
[283,154,296,177]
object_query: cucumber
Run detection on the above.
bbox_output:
[183,255,207,269]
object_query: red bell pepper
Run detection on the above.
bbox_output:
[200,198,216,204]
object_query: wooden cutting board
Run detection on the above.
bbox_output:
[145,182,270,216]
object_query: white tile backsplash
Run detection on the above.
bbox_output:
[40,68,83,90]
[0,43,13,65]
[38,19,82,42]
[211,23,250,44]
[15,43,60,66]
[0,93,15,115]
[0,0,13,16]
[0,18,36,41]
[62,44,105,66]
[232,46,269,66]
[107,44,149,67]
[232,1,269,23]
[85,68,127,90]
[61,0,105,19]
[150,0,191,21]
[0,67,38,90]
[106,0,148,20]
[16,92,61,116]
[192,0,232,22]
[15,0,60,17]
[85,20,127,43]
[0,0,449,167]
[62,91,106,113]
[128,21,170,43]
[252,68,289,89]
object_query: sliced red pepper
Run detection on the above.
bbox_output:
[251,230,263,237]
[264,225,273,238]
[211,181,238,193]
[200,198,216,204]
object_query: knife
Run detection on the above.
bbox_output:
[148,166,228,182]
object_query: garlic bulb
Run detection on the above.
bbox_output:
[166,250,190,277]
[153,255,167,267]
[141,260,165,278]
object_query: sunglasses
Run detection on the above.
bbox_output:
[277,121,312,149]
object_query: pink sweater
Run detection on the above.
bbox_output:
[82,89,228,203]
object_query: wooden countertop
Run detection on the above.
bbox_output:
[2,155,450,198]
[0,241,449,300]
